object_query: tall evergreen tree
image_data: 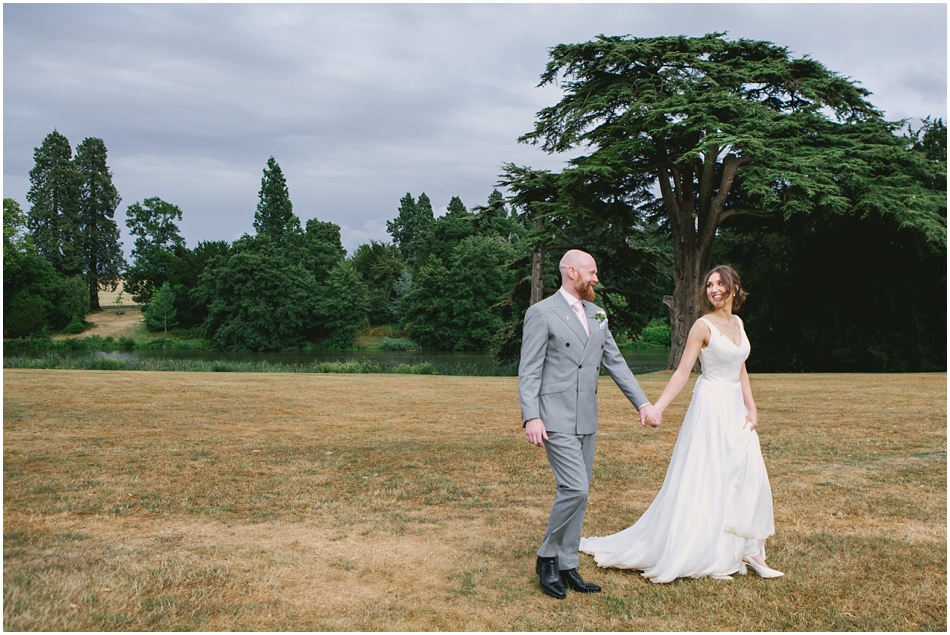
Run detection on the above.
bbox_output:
[386,192,434,264]
[473,188,523,240]
[74,137,125,311]
[253,156,300,239]
[415,193,434,232]
[445,195,467,217]
[427,195,476,262]
[386,193,417,256]
[26,130,82,275]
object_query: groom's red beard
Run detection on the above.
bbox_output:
[575,279,596,302]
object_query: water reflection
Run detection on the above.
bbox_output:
[109,348,669,374]
[8,346,670,375]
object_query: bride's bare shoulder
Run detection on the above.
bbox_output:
[690,316,712,345]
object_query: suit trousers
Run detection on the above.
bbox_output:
[538,431,597,570]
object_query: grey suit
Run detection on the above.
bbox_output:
[519,290,649,569]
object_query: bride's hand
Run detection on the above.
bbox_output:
[639,403,661,428]
[744,409,758,430]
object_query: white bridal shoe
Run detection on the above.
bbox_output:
[740,558,784,579]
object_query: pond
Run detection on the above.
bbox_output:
[6,345,671,376]
[102,347,670,375]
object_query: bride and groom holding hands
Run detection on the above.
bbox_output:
[518,249,783,599]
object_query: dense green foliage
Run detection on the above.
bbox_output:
[714,116,947,372]
[314,261,370,349]
[717,212,946,372]
[24,131,125,314]
[124,197,186,304]
[350,241,405,325]
[197,235,321,351]
[4,198,89,337]
[5,38,945,372]
[391,192,526,351]
[387,192,434,265]
[519,33,946,369]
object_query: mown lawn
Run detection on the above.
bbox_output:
[3,370,946,631]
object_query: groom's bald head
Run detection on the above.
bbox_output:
[559,249,595,280]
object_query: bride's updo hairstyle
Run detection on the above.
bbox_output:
[699,265,748,312]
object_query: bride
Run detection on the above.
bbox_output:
[579,265,783,583]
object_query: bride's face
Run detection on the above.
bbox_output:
[706,272,733,310]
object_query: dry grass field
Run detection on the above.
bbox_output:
[3,370,946,631]
[53,308,146,341]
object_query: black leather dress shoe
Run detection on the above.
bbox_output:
[536,556,566,599]
[560,568,602,593]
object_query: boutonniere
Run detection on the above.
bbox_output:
[594,310,608,329]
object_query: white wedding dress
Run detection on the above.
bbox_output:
[579,316,775,583]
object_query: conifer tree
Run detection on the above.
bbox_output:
[26,130,82,275]
[253,156,300,239]
[74,137,125,311]
[386,192,434,264]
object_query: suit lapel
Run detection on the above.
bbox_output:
[551,292,589,344]
[580,302,601,358]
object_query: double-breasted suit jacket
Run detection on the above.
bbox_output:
[519,291,649,433]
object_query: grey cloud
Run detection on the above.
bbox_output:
[4,3,946,255]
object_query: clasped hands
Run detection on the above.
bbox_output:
[639,403,662,428]
[525,403,661,447]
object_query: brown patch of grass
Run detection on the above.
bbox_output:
[4,370,946,630]
[53,309,146,341]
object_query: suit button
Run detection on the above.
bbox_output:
[578,365,583,369]
[566,342,570,347]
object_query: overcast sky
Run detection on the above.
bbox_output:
[4,2,947,256]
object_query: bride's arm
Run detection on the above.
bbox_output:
[739,363,758,430]
[653,320,709,414]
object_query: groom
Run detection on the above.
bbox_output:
[519,249,661,599]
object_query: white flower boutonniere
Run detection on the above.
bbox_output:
[594,310,608,329]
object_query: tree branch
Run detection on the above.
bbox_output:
[719,209,779,223]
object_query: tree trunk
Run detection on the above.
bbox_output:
[661,151,746,370]
[89,279,102,312]
[664,240,703,370]
[529,217,546,305]
[88,263,101,312]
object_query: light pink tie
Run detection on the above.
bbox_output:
[573,300,590,336]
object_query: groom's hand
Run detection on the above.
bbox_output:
[639,403,661,428]
[525,418,548,447]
